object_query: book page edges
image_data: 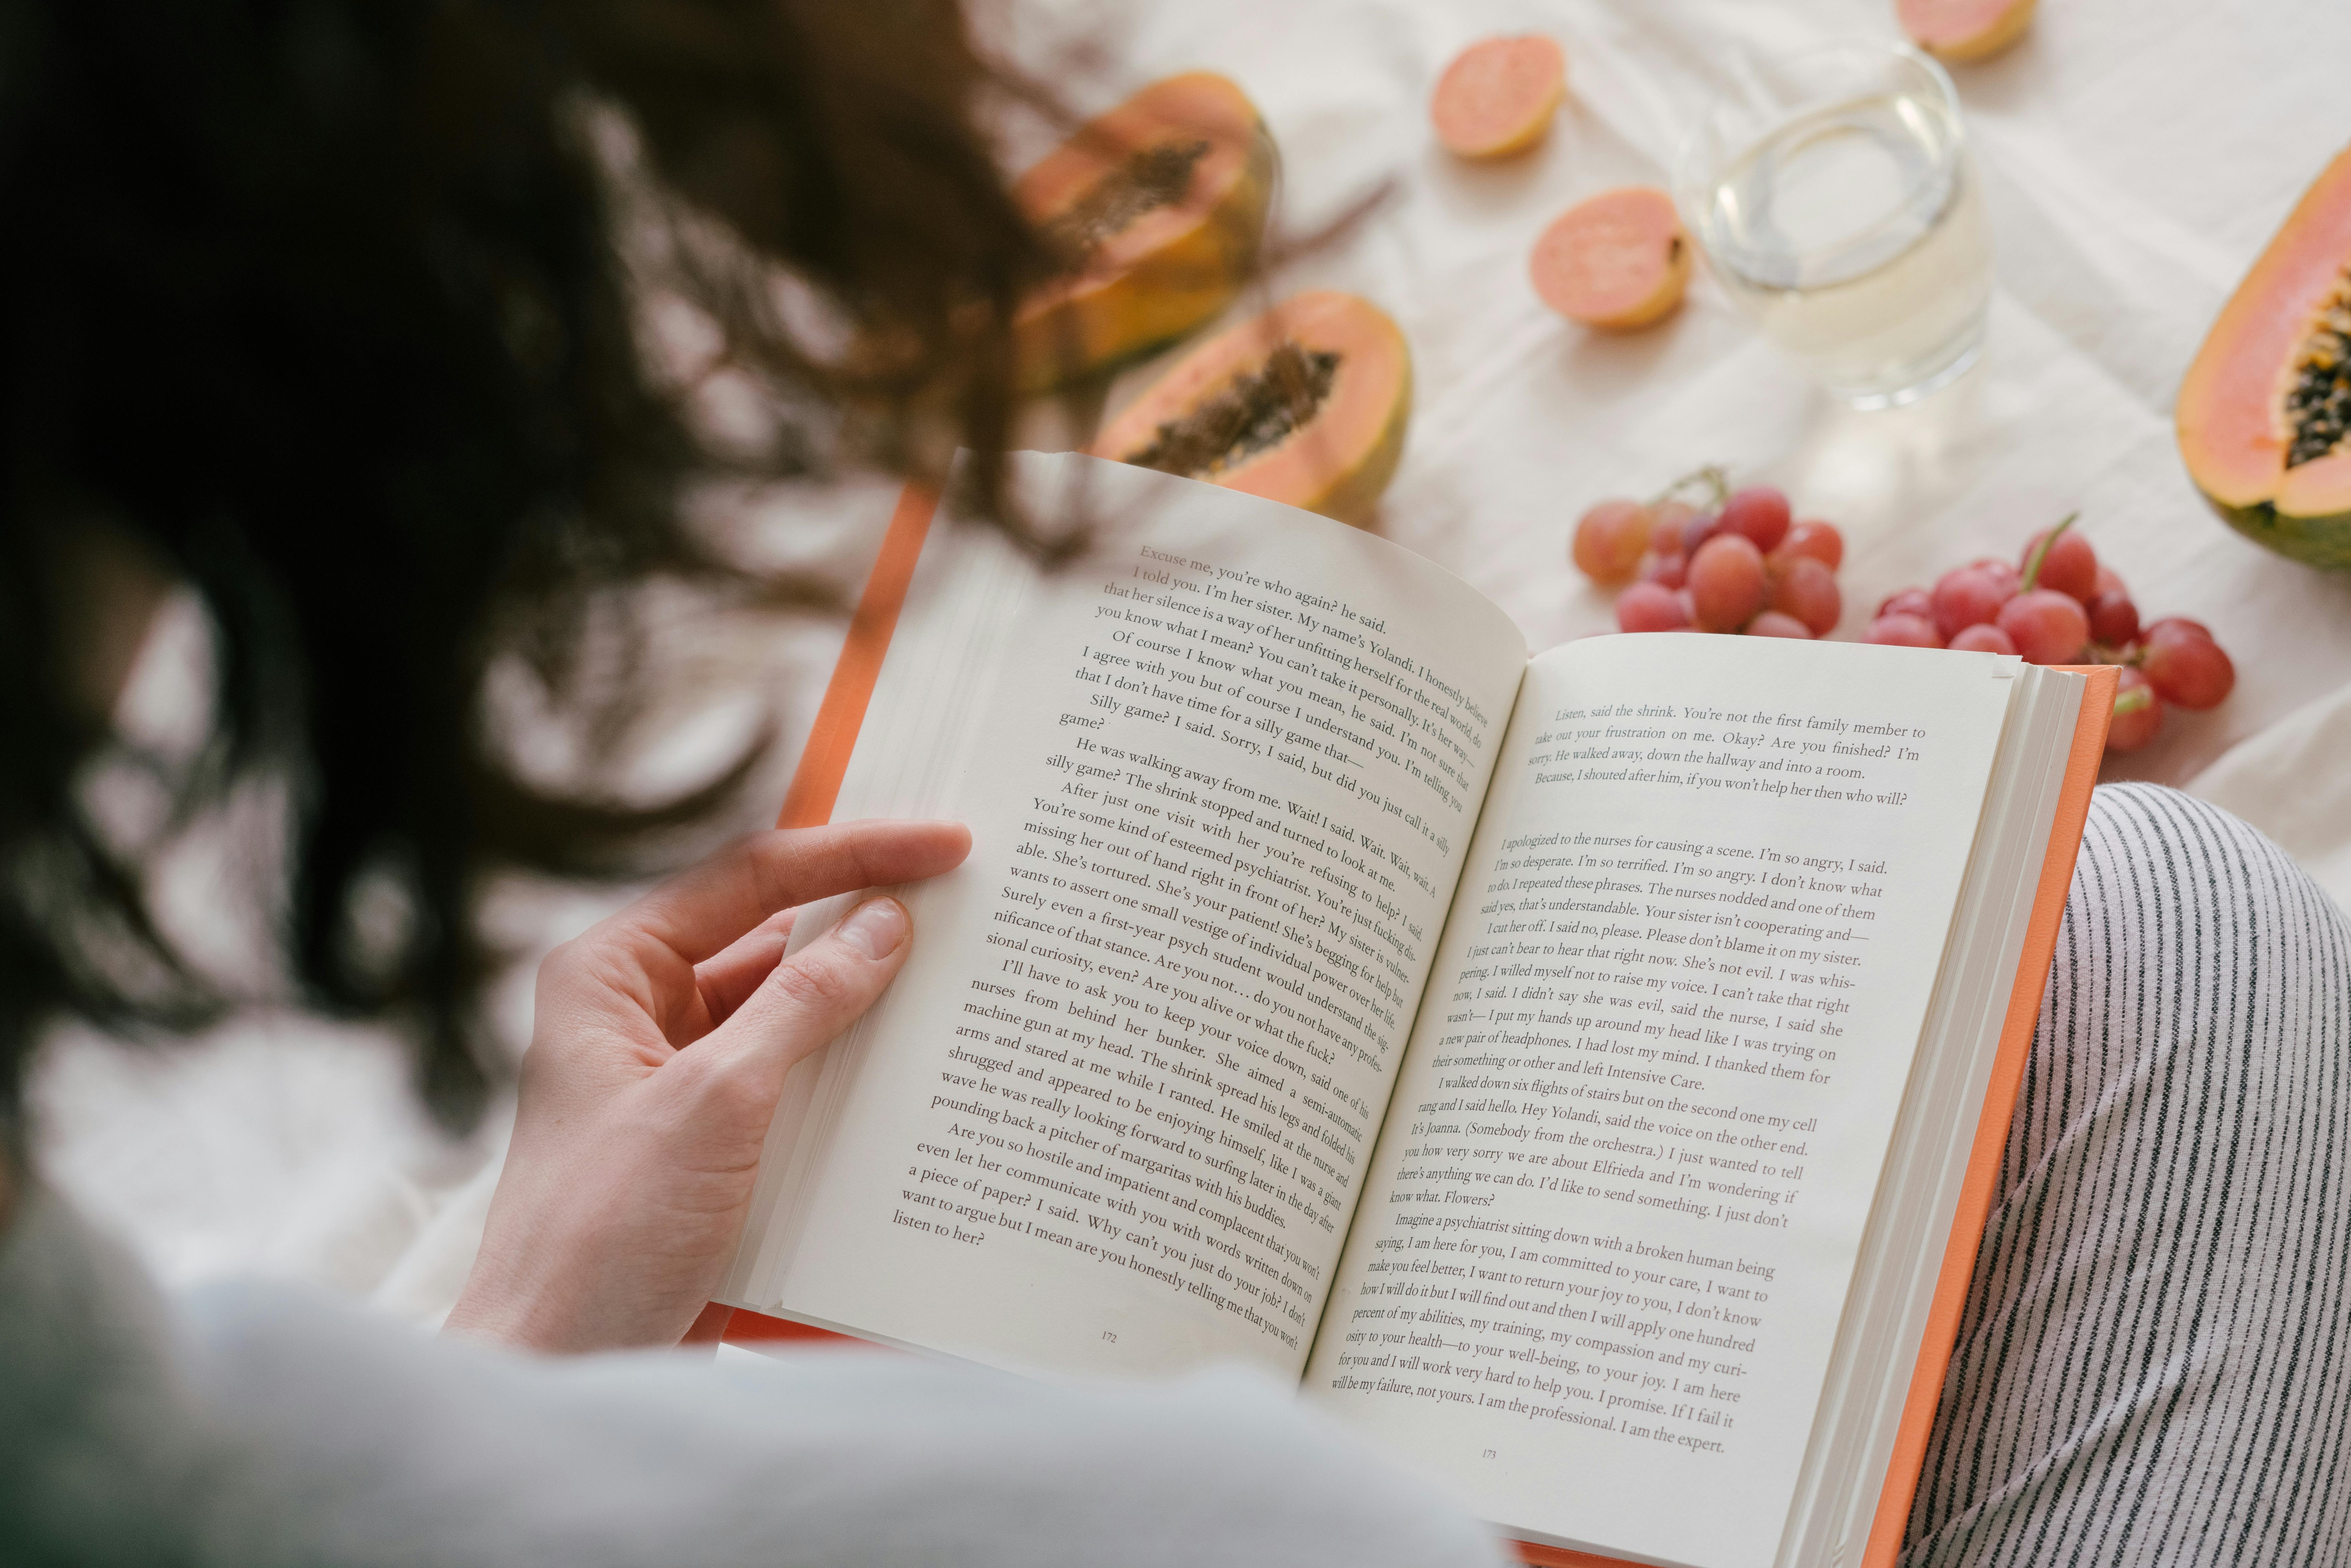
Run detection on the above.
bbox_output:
[721,479,943,1350]
[1511,665,2114,1568]
[1847,663,2115,1568]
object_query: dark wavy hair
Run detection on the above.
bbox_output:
[0,0,1057,1140]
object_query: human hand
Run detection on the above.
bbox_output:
[445,819,970,1353]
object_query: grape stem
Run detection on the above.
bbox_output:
[2112,687,2155,715]
[1650,464,1729,511]
[2087,635,2147,668]
[2018,510,2082,593]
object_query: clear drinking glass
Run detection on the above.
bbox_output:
[1675,41,1993,409]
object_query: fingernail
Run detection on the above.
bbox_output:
[835,897,907,960]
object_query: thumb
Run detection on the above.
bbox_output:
[695,895,913,1086]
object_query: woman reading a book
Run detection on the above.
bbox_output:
[3,4,2347,1567]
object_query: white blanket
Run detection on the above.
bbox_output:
[32,0,2351,1321]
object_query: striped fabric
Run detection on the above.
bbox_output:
[1904,784,2351,1566]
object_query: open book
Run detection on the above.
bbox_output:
[715,453,2114,1568]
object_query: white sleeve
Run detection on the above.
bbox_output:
[178,1279,1510,1568]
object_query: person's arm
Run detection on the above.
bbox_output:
[445,819,969,1353]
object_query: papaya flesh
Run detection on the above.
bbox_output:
[2177,145,2351,570]
[1091,291,1412,529]
[1012,73,1276,394]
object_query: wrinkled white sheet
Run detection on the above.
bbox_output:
[32,0,2351,1321]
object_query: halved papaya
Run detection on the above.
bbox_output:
[1091,291,1411,528]
[2177,145,2351,569]
[1012,74,1276,394]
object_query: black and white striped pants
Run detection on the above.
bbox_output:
[1905,784,2351,1566]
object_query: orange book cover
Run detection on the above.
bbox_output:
[716,482,2118,1564]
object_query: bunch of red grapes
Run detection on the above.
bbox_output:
[1862,515,2234,753]
[1572,471,1844,638]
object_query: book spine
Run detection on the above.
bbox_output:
[779,482,944,830]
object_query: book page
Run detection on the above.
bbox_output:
[720,453,1528,1379]
[1302,634,2020,1568]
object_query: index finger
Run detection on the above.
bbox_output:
[612,819,970,965]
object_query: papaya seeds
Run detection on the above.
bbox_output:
[1123,343,1341,481]
[1093,291,1412,528]
[2282,278,2351,467]
[1038,139,1214,259]
[1011,73,1275,393]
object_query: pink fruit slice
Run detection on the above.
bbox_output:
[1531,187,1690,330]
[1896,0,2036,63]
[1432,36,1567,159]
